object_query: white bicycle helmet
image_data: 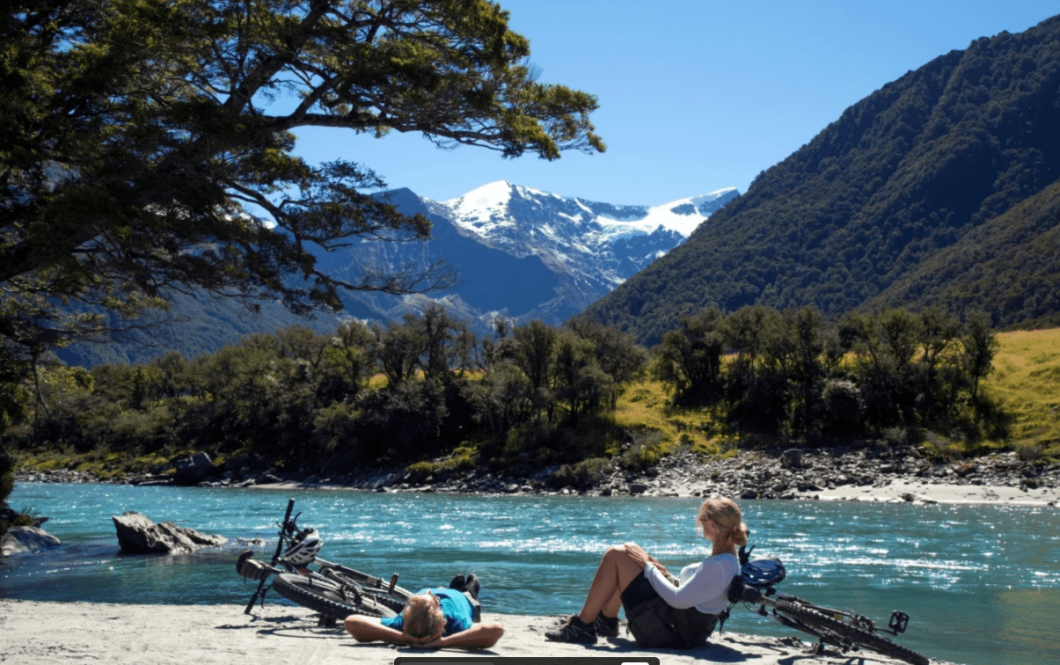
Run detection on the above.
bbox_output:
[284,528,323,565]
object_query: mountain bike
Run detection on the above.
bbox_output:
[235,498,413,623]
[725,546,930,665]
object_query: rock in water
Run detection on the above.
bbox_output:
[112,511,227,554]
[1,526,62,557]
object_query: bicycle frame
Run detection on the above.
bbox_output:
[238,498,404,615]
[739,583,910,642]
[727,545,926,665]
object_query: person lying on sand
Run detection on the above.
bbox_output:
[546,496,747,649]
[344,573,504,648]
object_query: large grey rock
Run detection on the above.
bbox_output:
[254,471,283,485]
[112,511,227,554]
[1,526,61,557]
[780,449,804,469]
[173,452,215,486]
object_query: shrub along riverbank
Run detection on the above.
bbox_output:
[3,307,1058,504]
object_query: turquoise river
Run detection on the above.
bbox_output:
[2,483,1058,665]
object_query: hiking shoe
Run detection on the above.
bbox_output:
[463,573,480,600]
[594,614,620,638]
[449,573,481,600]
[545,615,597,644]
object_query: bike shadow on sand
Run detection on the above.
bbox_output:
[215,613,349,640]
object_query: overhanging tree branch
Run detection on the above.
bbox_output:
[1,0,604,349]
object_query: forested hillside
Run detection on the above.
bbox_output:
[870,178,1060,328]
[583,16,1060,345]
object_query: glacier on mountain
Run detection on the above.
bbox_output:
[430,180,737,287]
[333,181,739,334]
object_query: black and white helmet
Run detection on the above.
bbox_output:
[284,528,323,566]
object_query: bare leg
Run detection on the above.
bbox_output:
[577,544,646,623]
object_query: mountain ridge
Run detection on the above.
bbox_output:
[582,15,1060,345]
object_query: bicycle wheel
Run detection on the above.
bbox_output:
[271,573,398,620]
[775,600,929,665]
[322,569,413,613]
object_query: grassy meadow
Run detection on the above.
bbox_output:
[984,328,1060,459]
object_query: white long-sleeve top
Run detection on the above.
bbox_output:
[642,552,740,615]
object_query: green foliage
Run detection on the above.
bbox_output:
[462,361,533,441]
[550,457,611,488]
[1,0,603,365]
[552,331,614,427]
[405,461,439,483]
[513,320,557,397]
[0,345,31,431]
[2,307,1030,482]
[651,304,1003,446]
[962,311,1000,401]
[654,308,725,404]
[620,430,664,472]
[0,445,14,510]
[583,17,1060,345]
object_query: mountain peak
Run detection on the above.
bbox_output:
[438,182,739,238]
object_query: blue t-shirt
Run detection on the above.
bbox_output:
[380,588,474,636]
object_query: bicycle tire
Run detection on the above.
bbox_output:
[323,570,412,612]
[272,573,398,620]
[775,600,929,665]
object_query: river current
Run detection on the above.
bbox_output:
[3,483,1058,665]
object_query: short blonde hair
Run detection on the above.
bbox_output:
[402,593,445,640]
[697,497,749,547]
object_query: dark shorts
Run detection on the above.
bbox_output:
[619,572,719,649]
[620,571,661,612]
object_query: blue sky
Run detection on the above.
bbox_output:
[292,0,1060,206]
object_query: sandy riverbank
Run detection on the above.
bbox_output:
[809,478,1060,506]
[0,600,949,665]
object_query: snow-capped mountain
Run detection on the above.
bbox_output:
[432,181,738,289]
[331,181,739,332]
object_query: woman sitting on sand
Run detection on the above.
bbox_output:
[344,574,505,649]
[546,496,747,649]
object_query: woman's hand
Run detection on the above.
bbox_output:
[403,629,445,647]
[624,543,676,580]
[407,636,441,648]
[623,542,651,569]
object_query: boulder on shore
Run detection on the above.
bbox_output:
[1,526,61,557]
[112,511,227,554]
[173,452,216,486]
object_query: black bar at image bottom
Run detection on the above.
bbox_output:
[394,659,661,665]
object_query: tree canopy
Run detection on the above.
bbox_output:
[0,0,604,354]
